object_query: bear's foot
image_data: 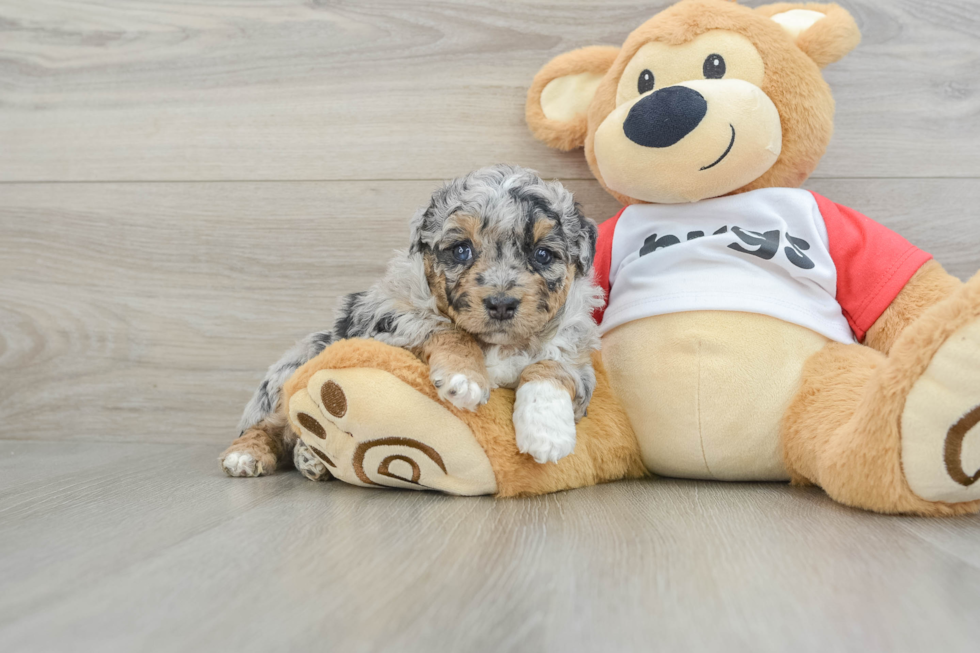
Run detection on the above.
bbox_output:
[902,317,980,503]
[287,368,498,495]
[279,338,645,497]
[785,271,980,515]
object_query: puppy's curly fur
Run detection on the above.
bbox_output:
[221,165,603,477]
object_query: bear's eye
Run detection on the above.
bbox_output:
[703,54,726,79]
[533,248,554,266]
[637,69,655,95]
[451,242,473,263]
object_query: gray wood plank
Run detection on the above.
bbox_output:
[1,0,978,182]
[2,178,978,445]
[0,440,295,627]
[0,441,978,653]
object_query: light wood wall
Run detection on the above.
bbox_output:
[1,0,978,445]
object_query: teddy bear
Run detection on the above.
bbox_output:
[281,0,980,516]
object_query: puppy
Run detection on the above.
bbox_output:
[220,164,603,480]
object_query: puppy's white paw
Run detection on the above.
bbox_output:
[432,371,490,411]
[293,440,333,482]
[221,450,262,477]
[513,381,576,464]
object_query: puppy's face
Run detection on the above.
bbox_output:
[412,166,596,346]
[427,212,574,345]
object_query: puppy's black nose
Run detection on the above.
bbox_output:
[623,86,707,148]
[484,295,520,321]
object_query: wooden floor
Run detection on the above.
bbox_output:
[2,440,980,653]
[1,1,979,651]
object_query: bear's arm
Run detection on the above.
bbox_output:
[864,260,962,354]
[812,192,937,345]
[591,207,627,326]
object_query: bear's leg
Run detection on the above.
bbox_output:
[782,274,980,516]
[282,339,645,496]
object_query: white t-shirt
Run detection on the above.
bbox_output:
[592,188,932,343]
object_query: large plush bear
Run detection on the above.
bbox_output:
[279,0,980,515]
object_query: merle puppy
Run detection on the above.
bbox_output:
[220,165,602,480]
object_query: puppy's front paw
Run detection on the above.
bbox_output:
[513,381,576,463]
[431,369,491,411]
[221,450,263,477]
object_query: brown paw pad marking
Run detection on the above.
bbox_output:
[378,455,421,483]
[296,413,326,439]
[321,380,347,417]
[352,437,446,486]
[310,447,335,468]
[296,413,336,467]
[946,404,980,487]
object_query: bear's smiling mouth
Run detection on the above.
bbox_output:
[700,124,736,171]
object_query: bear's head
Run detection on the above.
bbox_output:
[526,0,861,205]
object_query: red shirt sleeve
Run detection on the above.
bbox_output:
[810,191,932,342]
[591,207,627,326]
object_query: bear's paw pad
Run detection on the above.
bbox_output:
[287,368,498,496]
[902,319,980,503]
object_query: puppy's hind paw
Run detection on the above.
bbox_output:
[221,450,263,477]
[513,381,577,464]
[293,439,334,482]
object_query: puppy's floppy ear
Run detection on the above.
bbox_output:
[526,46,620,151]
[756,3,860,68]
[572,207,599,276]
[409,203,435,254]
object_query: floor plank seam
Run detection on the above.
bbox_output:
[895,522,980,572]
[1,176,979,185]
[0,437,228,447]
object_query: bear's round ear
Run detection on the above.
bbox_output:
[526,46,620,151]
[756,3,861,68]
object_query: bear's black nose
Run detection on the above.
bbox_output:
[623,86,707,148]
[484,295,520,321]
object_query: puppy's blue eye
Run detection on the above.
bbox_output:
[533,248,553,265]
[452,243,473,263]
